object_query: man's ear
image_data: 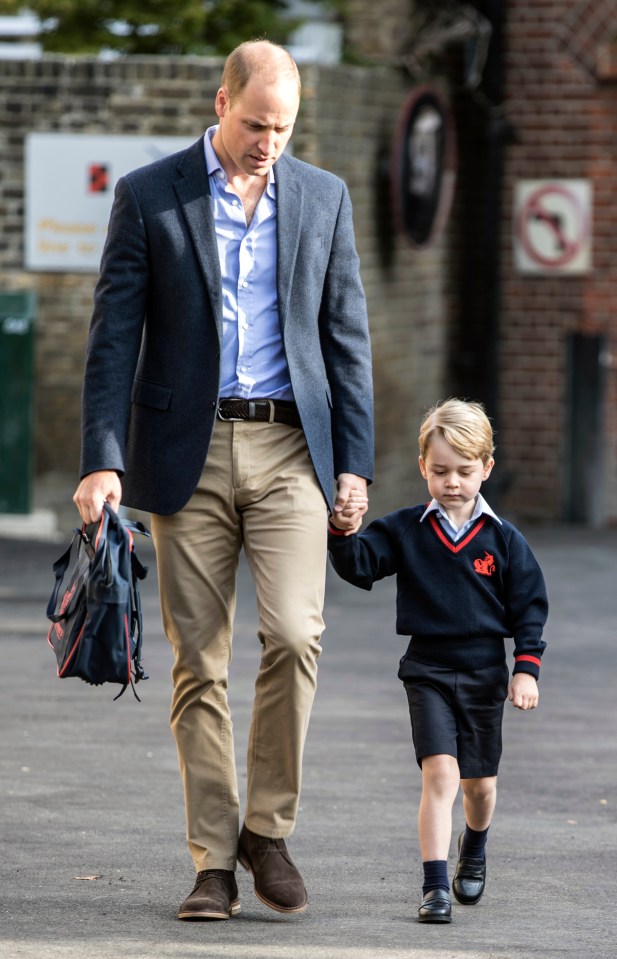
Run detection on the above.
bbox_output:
[215,86,229,119]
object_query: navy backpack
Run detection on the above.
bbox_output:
[46,503,150,700]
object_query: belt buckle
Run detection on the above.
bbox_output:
[248,399,275,423]
[217,402,244,422]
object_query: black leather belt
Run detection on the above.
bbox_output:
[217,398,302,429]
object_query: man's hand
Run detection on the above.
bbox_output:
[508,673,539,710]
[73,470,122,525]
[332,473,368,536]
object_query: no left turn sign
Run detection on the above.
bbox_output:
[513,179,592,275]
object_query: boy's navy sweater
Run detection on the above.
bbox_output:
[328,505,548,680]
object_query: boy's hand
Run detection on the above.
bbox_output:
[331,477,368,536]
[330,515,363,534]
[508,673,539,710]
[330,505,364,534]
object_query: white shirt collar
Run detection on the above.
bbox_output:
[420,492,502,529]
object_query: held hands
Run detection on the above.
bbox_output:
[508,673,539,710]
[331,474,369,536]
[73,470,122,525]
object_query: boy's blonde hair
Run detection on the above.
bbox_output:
[418,398,495,464]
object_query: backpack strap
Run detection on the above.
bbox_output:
[46,529,91,621]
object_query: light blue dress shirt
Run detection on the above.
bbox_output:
[420,492,502,542]
[203,127,294,401]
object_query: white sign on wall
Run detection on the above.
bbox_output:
[25,133,195,272]
[513,179,592,275]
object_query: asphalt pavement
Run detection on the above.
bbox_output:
[1,522,616,959]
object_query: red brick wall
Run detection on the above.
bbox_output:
[436,0,617,524]
[346,0,617,523]
[498,0,617,523]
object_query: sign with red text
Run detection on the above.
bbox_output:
[513,179,592,275]
[25,133,194,272]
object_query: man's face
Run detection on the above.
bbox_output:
[214,75,299,178]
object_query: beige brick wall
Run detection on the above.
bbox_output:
[0,58,224,486]
[343,0,412,61]
[303,63,451,513]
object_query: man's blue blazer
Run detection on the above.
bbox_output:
[80,138,374,515]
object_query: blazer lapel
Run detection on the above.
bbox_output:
[275,156,303,333]
[173,140,223,336]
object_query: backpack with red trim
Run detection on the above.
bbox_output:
[46,503,150,700]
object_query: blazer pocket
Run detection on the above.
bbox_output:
[131,377,172,411]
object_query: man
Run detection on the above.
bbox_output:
[74,40,373,920]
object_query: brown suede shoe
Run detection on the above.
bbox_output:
[177,869,240,920]
[237,825,308,913]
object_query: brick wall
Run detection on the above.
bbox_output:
[344,0,412,61]
[303,63,451,511]
[393,0,617,526]
[497,0,617,523]
[0,58,224,495]
[0,54,449,518]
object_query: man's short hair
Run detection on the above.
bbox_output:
[221,39,301,102]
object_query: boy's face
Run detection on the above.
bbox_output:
[419,434,494,518]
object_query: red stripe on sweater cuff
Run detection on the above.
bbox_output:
[515,654,542,667]
[328,524,347,536]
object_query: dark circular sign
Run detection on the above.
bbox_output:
[391,87,457,248]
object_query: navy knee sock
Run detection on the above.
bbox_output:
[460,824,489,860]
[422,859,449,895]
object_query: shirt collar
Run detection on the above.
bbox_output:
[203,125,276,198]
[420,493,502,527]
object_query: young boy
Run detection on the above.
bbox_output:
[328,398,548,923]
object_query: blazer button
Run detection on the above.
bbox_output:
[211,401,216,409]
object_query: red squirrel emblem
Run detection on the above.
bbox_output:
[474,551,495,576]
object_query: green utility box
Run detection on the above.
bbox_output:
[0,291,37,514]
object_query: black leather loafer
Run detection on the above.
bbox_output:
[418,888,452,923]
[452,832,486,905]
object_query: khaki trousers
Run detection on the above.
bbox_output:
[151,418,328,872]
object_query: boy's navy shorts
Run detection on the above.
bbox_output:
[401,659,509,778]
